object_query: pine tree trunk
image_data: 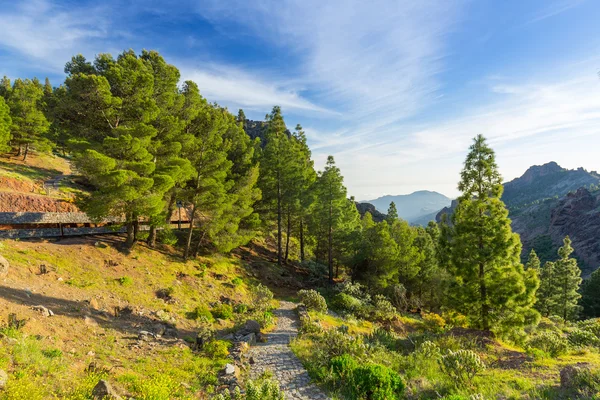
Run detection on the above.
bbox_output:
[16,145,21,157]
[125,220,135,249]
[284,207,291,263]
[133,217,139,242]
[147,225,157,248]
[300,219,305,262]
[184,204,197,260]
[22,143,29,162]
[328,199,334,284]
[165,195,176,225]
[193,231,205,257]
[277,171,282,266]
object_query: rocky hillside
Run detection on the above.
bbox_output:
[362,190,451,223]
[503,162,600,209]
[355,202,387,223]
[437,168,600,275]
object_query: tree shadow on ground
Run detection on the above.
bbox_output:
[0,158,63,181]
[0,285,198,340]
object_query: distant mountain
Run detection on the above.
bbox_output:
[355,202,387,223]
[503,162,600,209]
[363,191,452,223]
[436,162,600,276]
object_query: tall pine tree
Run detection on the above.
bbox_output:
[447,135,539,331]
[550,236,582,321]
[0,96,11,153]
[386,202,399,224]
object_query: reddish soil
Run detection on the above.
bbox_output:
[0,192,80,212]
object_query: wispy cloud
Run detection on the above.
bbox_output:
[0,0,110,72]
[527,0,585,24]
[179,64,334,114]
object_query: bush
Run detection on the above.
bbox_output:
[527,331,569,357]
[231,277,243,286]
[211,303,234,320]
[330,354,358,380]
[576,318,600,338]
[214,378,285,400]
[422,312,446,333]
[204,339,230,358]
[371,295,397,322]
[117,276,133,286]
[561,366,600,398]
[234,304,249,314]
[351,364,405,400]
[189,305,214,322]
[250,284,273,312]
[322,329,365,358]
[417,340,441,359]
[441,311,469,329]
[41,348,62,358]
[302,260,328,279]
[367,327,400,351]
[157,228,178,245]
[331,292,363,315]
[439,349,485,387]
[298,289,328,313]
[253,311,275,328]
[567,328,600,348]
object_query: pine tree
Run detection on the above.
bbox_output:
[413,226,440,309]
[351,213,398,290]
[389,218,421,284]
[0,96,11,153]
[59,52,173,249]
[448,135,539,331]
[386,202,399,223]
[525,249,541,271]
[3,78,51,160]
[581,268,600,318]
[536,261,556,317]
[550,236,582,321]
[309,156,355,283]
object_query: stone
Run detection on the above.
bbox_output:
[223,363,236,375]
[32,305,53,317]
[239,333,256,345]
[560,363,592,390]
[0,255,8,278]
[0,369,7,389]
[243,319,261,334]
[92,380,123,400]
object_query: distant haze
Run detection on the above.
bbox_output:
[362,190,452,223]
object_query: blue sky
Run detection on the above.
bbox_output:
[1,0,600,200]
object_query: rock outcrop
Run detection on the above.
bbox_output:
[355,202,387,223]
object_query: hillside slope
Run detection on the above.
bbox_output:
[0,235,308,398]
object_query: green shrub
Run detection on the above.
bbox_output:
[371,295,397,322]
[367,327,400,351]
[439,349,485,387]
[562,366,600,398]
[351,363,405,400]
[231,277,243,286]
[298,289,328,313]
[117,276,133,286]
[41,348,62,358]
[567,328,600,348]
[331,292,363,315]
[322,329,365,358]
[157,228,178,245]
[250,284,273,312]
[211,303,234,320]
[234,304,249,314]
[189,305,214,322]
[214,378,285,400]
[204,339,231,359]
[417,340,441,359]
[527,331,569,357]
[329,354,358,380]
[254,311,275,328]
[577,318,600,338]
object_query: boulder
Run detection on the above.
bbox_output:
[223,363,236,375]
[239,333,256,345]
[560,363,592,391]
[92,380,123,400]
[32,305,54,317]
[0,369,7,389]
[0,255,9,278]
[243,320,261,334]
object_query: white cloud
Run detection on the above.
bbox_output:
[0,0,109,72]
[180,64,334,114]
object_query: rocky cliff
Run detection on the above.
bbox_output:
[355,202,387,223]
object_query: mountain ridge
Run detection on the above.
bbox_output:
[362,190,452,223]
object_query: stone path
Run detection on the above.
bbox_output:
[248,301,330,400]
